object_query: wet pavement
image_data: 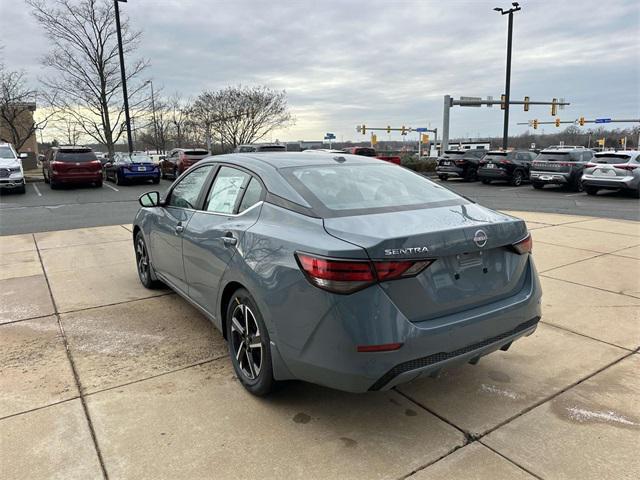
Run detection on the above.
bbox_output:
[0,213,638,479]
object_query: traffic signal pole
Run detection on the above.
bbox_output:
[502,9,515,150]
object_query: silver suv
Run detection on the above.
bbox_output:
[0,143,26,194]
[530,146,594,192]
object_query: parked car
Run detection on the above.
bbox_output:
[0,142,26,194]
[581,150,640,197]
[42,145,102,189]
[529,147,594,191]
[303,149,347,154]
[436,149,487,181]
[160,148,210,179]
[133,152,541,395]
[478,150,538,186]
[104,153,160,185]
[343,146,402,165]
[234,144,286,153]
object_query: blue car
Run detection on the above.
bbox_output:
[104,153,161,185]
[133,153,542,395]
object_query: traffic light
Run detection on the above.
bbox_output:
[551,98,558,116]
[362,124,366,135]
[386,125,391,134]
[555,118,561,127]
[422,134,430,144]
[401,125,407,135]
[523,96,530,112]
[371,134,378,145]
[533,119,538,130]
[579,116,585,126]
[500,94,506,110]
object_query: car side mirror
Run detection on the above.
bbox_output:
[139,191,161,208]
[19,152,28,158]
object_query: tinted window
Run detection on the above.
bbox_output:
[582,151,594,161]
[284,163,460,212]
[0,146,16,159]
[536,152,570,161]
[167,165,213,209]
[55,150,97,162]
[354,148,377,157]
[183,149,209,156]
[238,146,257,153]
[238,178,264,213]
[205,167,250,214]
[593,153,630,164]
[257,145,286,152]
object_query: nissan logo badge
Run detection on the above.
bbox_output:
[473,229,488,248]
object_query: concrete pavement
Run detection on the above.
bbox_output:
[0,212,638,479]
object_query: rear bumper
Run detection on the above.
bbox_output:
[276,256,543,393]
[122,170,160,180]
[529,171,570,184]
[52,173,102,183]
[582,174,638,190]
[436,165,464,177]
[478,168,509,179]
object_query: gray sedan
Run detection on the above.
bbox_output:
[133,153,542,395]
[581,150,640,197]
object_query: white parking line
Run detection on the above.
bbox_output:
[565,192,584,197]
[32,183,42,196]
[499,187,518,191]
[103,182,119,192]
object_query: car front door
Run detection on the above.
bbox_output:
[149,164,215,293]
[182,166,265,316]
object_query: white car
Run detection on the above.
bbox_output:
[0,143,26,194]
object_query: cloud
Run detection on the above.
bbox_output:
[2,0,638,142]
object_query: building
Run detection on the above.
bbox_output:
[0,102,38,169]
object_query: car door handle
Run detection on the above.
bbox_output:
[221,233,237,246]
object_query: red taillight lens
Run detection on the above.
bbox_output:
[357,343,403,353]
[500,159,512,164]
[455,160,466,165]
[512,234,532,255]
[296,253,433,294]
[616,164,637,171]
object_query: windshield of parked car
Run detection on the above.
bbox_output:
[593,153,632,164]
[55,150,98,162]
[283,163,463,213]
[0,146,17,159]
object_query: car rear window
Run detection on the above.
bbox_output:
[257,145,286,152]
[126,155,153,163]
[593,153,632,164]
[354,148,377,157]
[282,163,463,214]
[535,152,572,161]
[55,150,97,162]
[183,149,209,156]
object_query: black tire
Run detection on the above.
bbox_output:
[115,171,125,186]
[16,183,26,194]
[50,178,59,190]
[481,179,491,185]
[571,177,584,192]
[152,176,160,184]
[43,168,50,184]
[463,168,477,182]
[134,232,163,289]
[95,179,103,188]
[226,288,275,396]
[532,182,544,190]
[585,186,599,196]
[438,174,448,181]
[510,170,524,186]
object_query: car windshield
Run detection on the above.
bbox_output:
[0,146,16,159]
[283,163,462,212]
[55,150,98,162]
[593,153,632,164]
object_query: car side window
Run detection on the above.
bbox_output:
[582,151,594,162]
[238,177,264,213]
[167,165,213,209]
[204,166,250,214]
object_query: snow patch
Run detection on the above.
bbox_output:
[566,407,638,426]
[479,383,521,400]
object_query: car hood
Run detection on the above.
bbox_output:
[0,158,21,168]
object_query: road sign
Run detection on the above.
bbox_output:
[459,96,482,107]
[324,132,336,139]
[415,127,428,132]
[595,118,612,124]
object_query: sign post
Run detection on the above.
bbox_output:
[324,132,336,149]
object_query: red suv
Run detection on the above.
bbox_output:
[42,146,103,189]
[160,148,210,179]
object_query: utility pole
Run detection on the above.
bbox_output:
[114,0,133,155]
[494,2,522,150]
[442,95,451,153]
[148,80,160,153]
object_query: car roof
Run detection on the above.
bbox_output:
[540,147,592,153]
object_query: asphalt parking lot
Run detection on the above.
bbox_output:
[1,174,638,236]
[1,211,638,479]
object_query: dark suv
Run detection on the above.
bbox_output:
[436,149,487,181]
[42,146,103,189]
[478,150,537,186]
[530,147,595,191]
[159,148,210,179]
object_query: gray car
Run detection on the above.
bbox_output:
[133,153,542,395]
[581,150,640,197]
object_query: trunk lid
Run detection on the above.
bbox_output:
[532,152,580,173]
[324,203,530,322]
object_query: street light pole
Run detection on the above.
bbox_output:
[494,2,521,150]
[114,0,133,155]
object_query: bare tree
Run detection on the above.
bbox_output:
[0,66,52,150]
[167,94,192,148]
[191,86,293,150]
[28,0,149,156]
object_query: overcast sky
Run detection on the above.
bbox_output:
[1,0,638,143]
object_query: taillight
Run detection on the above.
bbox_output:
[615,164,637,171]
[500,159,512,164]
[295,253,434,294]
[455,160,466,165]
[511,234,532,255]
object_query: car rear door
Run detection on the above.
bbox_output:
[182,166,265,314]
[149,164,215,293]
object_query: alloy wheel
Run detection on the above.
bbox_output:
[230,303,263,380]
[135,237,150,284]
